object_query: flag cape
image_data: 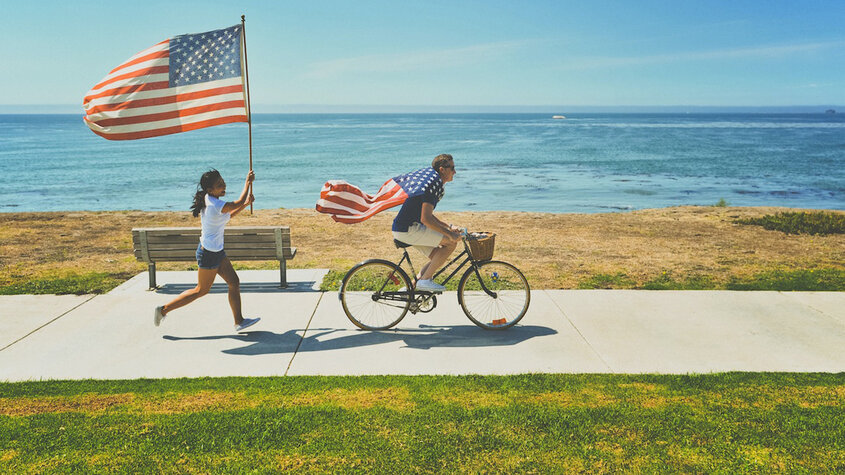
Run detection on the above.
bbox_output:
[316,167,444,224]
[83,24,248,140]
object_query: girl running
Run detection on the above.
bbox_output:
[154,169,260,332]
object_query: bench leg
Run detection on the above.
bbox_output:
[148,262,157,290]
[279,260,288,288]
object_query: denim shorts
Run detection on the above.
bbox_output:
[196,243,226,269]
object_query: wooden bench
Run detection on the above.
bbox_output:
[132,226,296,290]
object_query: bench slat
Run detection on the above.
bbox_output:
[136,250,284,259]
[132,226,288,234]
[133,230,290,237]
[134,247,296,259]
[133,242,281,251]
[133,235,283,245]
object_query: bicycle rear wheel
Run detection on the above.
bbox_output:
[340,259,412,330]
[458,260,530,330]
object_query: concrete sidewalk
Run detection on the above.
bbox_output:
[1,270,844,381]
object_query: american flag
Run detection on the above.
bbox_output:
[316,167,445,224]
[83,25,248,140]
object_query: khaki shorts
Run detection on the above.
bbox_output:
[392,222,444,257]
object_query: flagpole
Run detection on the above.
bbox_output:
[241,14,253,214]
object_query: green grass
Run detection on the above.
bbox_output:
[577,273,636,289]
[0,272,125,295]
[320,266,467,292]
[577,268,845,291]
[319,269,347,291]
[737,211,845,235]
[727,268,845,291]
[639,272,716,290]
[1,374,843,473]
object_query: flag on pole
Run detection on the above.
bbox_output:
[83,24,248,140]
[316,167,444,224]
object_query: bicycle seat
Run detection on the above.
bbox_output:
[393,239,413,248]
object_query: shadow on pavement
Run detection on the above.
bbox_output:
[155,281,319,294]
[162,325,557,356]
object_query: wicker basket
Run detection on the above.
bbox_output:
[467,232,496,261]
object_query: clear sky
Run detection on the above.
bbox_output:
[2,0,844,111]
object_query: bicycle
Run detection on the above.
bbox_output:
[339,231,530,330]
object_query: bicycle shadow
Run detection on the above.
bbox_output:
[162,324,556,356]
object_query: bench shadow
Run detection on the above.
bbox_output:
[162,324,557,356]
[155,281,319,294]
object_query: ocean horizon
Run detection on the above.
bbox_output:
[0,112,842,214]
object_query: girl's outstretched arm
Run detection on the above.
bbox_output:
[229,192,254,217]
[222,170,255,214]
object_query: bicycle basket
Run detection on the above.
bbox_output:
[467,232,496,261]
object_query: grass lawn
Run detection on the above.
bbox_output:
[2,207,844,294]
[1,374,843,473]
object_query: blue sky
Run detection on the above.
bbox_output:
[2,0,844,111]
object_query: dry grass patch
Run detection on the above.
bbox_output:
[429,389,511,408]
[0,393,135,416]
[716,385,845,409]
[287,387,415,411]
[0,387,416,416]
[529,387,617,408]
[135,390,245,414]
[619,382,662,392]
[667,445,711,468]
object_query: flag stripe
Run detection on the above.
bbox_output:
[85,78,241,110]
[84,80,170,103]
[318,185,403,213]
[83,25,247,141]
[315,180,409,223]
[92,100,246,126]
[92,65,170,91]
[86,106,246,135]
[84,88,244,116]
[317,195,406,224]
[90,54,170,95]
[85,114,247,141]
[108,40,169,74]
[107,49,170,76]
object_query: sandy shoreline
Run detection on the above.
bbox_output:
[1,206,843,289]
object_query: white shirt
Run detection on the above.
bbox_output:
[200,194,230,251]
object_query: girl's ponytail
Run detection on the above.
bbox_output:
[190,169,222,217]
[190,189,207,217]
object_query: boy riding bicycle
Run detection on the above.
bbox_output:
[391,154,462,292]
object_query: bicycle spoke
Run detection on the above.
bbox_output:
[458,261,530,330]
[341,261,412,330]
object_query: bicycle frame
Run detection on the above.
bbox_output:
[392,238,498,299]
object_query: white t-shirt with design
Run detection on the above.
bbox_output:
[200,194,230,251]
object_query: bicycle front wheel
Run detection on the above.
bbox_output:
[340,259,412,330]
[458,260,530,330]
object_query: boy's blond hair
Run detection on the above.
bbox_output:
[431,154,453,171]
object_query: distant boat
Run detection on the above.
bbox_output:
[826,109,836,114]
[552,115,566,119]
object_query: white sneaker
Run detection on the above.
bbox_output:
[154,306,165,327]
[416,279,446,293]
[235,317,260,332]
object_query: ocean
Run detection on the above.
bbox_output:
[0,113,842,213]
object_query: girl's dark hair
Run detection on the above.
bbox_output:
[190,169,222,217]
